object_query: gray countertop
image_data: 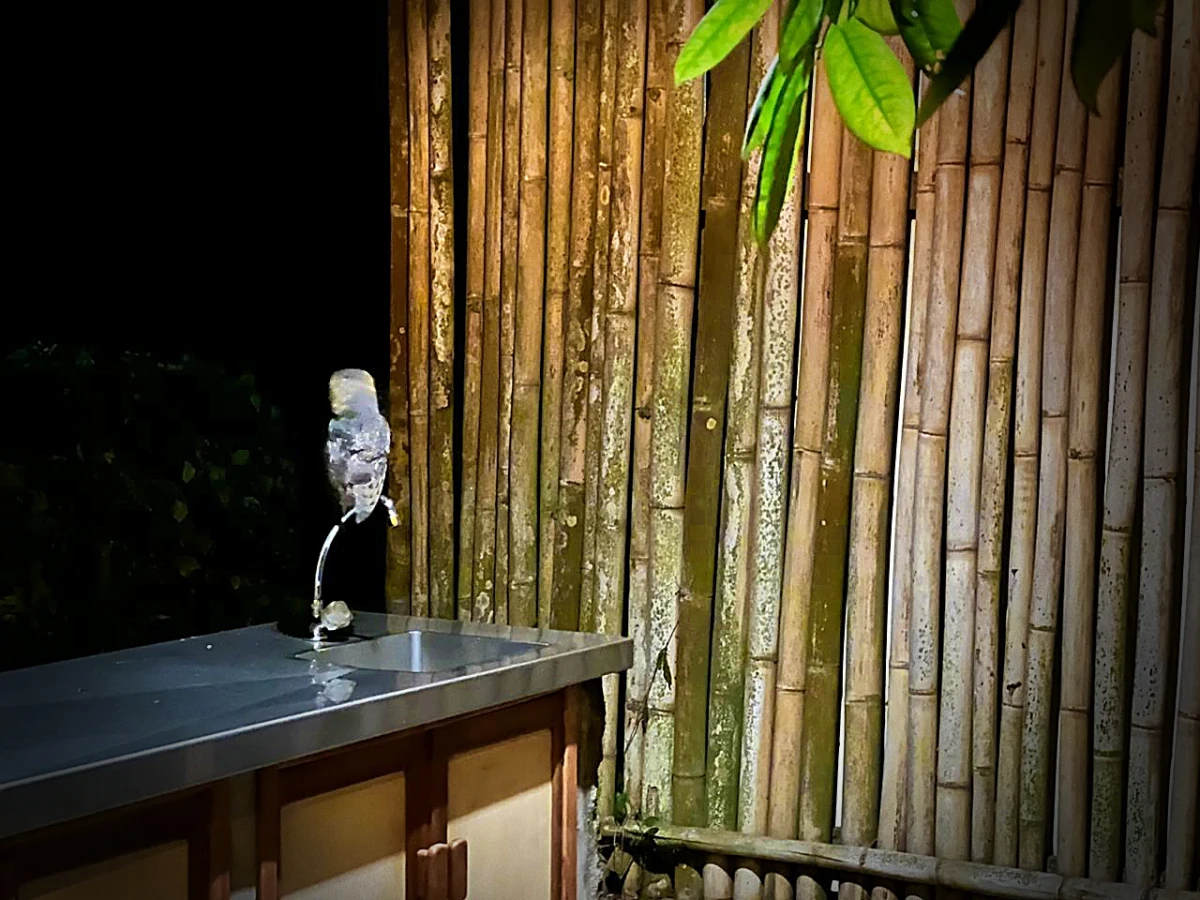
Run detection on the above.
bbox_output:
[0,612,631,839]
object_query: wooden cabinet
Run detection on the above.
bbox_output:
[257,689,578,900]
[1,786,229,900]
[2,687,583,900]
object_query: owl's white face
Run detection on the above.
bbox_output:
[329,369,378,416]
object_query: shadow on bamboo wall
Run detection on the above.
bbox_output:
[386,0,1200,891]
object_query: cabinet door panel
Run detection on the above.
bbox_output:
[447,729,552,900]
[18,842,188,900]
[280,771,406,899]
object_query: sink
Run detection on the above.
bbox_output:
[295,630,547,673]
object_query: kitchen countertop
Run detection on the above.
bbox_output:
[0,612,632,839]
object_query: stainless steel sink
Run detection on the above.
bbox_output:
[295,630,547,673]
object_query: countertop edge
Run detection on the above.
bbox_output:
[0,632,631,840]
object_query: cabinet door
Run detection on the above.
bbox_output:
[1,786,227,900]
[279,771,407,900]
[260,732,423,900]
[16,843,189,900]
[447,728,554,900]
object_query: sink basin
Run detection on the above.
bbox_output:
[296,630,547,673]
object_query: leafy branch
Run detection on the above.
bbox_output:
[675,0,1161,242]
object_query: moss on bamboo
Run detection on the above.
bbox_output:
[406,0,432,617]
[799,127,873,853]
[456,0,490,621]
[766,61,842,843]
[552,0,602,634]
[386,0,412,614]
[470,0,507,625]
[537,0,575,627]
[671,24,750,829]
[706,23,773,836]
[509,0,548,629]
[427,0,456,621]
[626,0,668,818]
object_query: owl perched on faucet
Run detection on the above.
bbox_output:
[325,368,399,528]
[313,369,399,634]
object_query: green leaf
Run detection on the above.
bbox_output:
[781,0,825,69]
[176,555,199,577]
[890,0,961,72]
[172,500,189,523]
[614,791,629,822]
[232,449,250,466]
[918,0,1020,124]
[675,0,775,84]
[825,19,915,156]
[754,61,812,242]
[1070,0,1131,114]
[743,59,785,157]
[182,461,196,483]
[856,0,899,33]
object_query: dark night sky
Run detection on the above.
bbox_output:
[8,2,413,625]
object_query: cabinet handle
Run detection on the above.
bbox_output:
[425,843,449,900]
[448,839,467,900]
[415,848,430,900]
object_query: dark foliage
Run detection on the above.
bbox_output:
[0,343,307,670]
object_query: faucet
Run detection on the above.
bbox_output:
[312,509,355,642]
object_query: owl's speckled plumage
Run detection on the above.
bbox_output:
[325,369,392,524]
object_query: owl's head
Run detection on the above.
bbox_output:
[329,368,379,417]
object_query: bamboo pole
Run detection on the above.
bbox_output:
[580,0,620,636]
[552,0,601,634]
[595,0,648,659]
[671,14,749,827]
[842,40,914,854]
[1055,66,1121,879]
[740,4,803,837]
[588,0,621,822]
[578,0,619,643]
[471,0,507,626]
[626,0,668,818]
[973,0,1039,865]
[386,0,412,614]
[645,0,704,823]
[1018,0,1088,867]
[604,823,1200,900]
[1127,2,1200,885]
[427,0,455,621]
[493,0,523,626]
[936,16,1008,863]
[537,0,575,627]
[706,24,772,834]
[799,117,875,857]
[1165,362,1200,890]
[406,0,431,618]
[878,76,937,855]
[765,62,843,842]
[508,0,548,628]
[1089,18,1165,879]
[595,0,647,823]
[907,0,974,858]
[993,0,1067,866]
[456,0,490,621]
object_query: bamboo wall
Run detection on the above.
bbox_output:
[387,0,1200,893]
